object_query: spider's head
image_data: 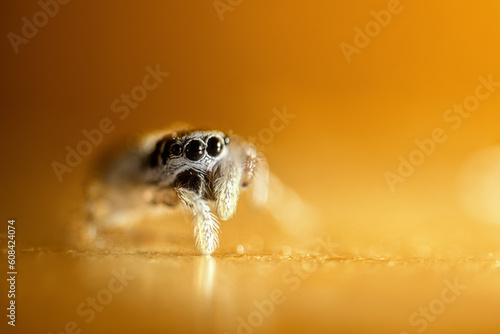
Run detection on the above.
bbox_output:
[148,130,231,184]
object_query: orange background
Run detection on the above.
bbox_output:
[2,0,500,254]
[3,2,500,334]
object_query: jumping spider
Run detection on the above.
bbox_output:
[83,129,268,255]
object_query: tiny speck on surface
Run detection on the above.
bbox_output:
[282,245,292,255]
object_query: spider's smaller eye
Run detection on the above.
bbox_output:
[207,136,223,157]
[185,140,205,161]
[171,143,182,156]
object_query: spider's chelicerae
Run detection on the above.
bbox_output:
[83,128,268,255]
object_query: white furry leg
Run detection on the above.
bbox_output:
[214,161,241,221]
[250,155,269,208]
[176,188,220,255]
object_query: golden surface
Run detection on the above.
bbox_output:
[7,250,500,334]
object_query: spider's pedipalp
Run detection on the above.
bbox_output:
[213,160,240,221]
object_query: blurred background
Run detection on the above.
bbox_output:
[2,1,500,333]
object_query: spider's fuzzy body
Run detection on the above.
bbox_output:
[83,128,268,255]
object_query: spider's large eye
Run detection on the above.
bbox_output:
[206,136,223,157]
[185,140,205,161]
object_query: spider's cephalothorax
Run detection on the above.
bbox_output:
[142,130,265,254]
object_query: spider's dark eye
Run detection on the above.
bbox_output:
[160,139,176,164]
[185,140,205,161]
[171,143,182,156]
[207,136,223,157]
